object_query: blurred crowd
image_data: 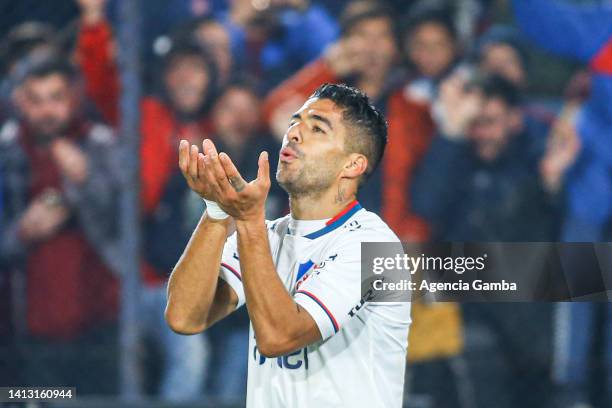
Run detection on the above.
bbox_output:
[0,0,611,407]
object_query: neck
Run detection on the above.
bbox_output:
[289,183,357,220]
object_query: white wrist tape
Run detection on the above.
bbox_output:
[203,198,229,219]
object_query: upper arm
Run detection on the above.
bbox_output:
[292,232,399,342]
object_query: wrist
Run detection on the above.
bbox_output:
[203,198,229,220]
[235,216,266,234]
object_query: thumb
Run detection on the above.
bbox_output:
[256,151,270,186]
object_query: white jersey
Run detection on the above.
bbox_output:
[219,201,411,408]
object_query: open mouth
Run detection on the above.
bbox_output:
[280,146,299,163]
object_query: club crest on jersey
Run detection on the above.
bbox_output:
[295,254,338,289]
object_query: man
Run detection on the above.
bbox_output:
[413,74,557,241]
[165,83,411,407]
[0,57,119,393]
[190,16,235,86]
[264,0,434,242]
[75,3,216,398]
[137,39,218,403]
[412,74,557,408]
[400,4,460,104]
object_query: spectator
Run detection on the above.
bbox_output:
[73,0,119,125]
[264,0,434,239]
[75,5,216,400]
[0,57,120,393]
[189,16,235,86]
[401,4,460,104]
[218,0,338,91]
[0,22,59,121]
[412,74,558,408]
[211,79,286,218]
[475,24,557,150]
[398,9,469,405]
[512,1,612,407]
[475,25,529,89]
[413,74,557,241]
[137,39,218,403]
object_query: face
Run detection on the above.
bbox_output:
[480,44,525,87]
[164,55,210,115]
[18,73,75,139]
[213,87,260,143]
[407,22,456,78]
[468,98,517,161]
[277,98,356,196]
[195,22,232,83]
[348,17,398,79]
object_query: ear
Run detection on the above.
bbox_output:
[341,153,368,181]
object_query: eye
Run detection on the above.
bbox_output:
[313,126,324,133]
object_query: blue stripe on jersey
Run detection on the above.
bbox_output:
[303,201,362,240]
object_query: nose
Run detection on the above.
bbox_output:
[286,122,302,144]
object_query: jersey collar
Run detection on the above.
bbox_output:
[301,200,362,240]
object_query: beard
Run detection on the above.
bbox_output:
[276,156,338,198]
[30,116,70,142]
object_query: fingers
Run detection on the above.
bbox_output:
[219,153,247,192]
[178,140,189,174]
[188,144,199,180]
[202,138,218,156]
[197,153,206,179]
[256,151,270,187]
[204,141,232,193]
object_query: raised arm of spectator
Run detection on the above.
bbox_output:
[512,0,612,62]
[50,126,123,272]
[411,76,481,228]
[75,0,120,126]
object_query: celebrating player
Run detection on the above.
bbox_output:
[165,83,411,407]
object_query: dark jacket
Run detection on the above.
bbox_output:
[411,132,558,242]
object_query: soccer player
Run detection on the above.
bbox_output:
[165,83,411,407]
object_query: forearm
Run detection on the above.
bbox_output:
[236,219,307,355]
[76,18,120,125]
[166,214,231,333]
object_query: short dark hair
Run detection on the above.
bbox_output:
[21,56,78,84]
[310,83,388,183]
[218,74,260,99]
[162,39,217,79]
[401,4,457,41]
[467,74,522,108]
[340,0,396,38]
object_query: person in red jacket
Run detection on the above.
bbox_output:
[0,57,120,394]
[263,0,434,243]
[74,2,217,400]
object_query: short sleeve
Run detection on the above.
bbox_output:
[219,231,245,309]
[293,231,400,340]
